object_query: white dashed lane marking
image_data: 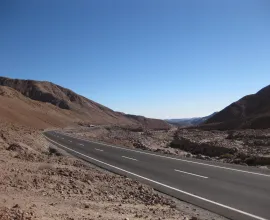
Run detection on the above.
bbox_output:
[122,156,138,161]
[175,169,208,179]
[60,132,270,177]
[44,136,268,220]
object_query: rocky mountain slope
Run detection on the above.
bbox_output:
[0,85,75,128]
[0,76,170,130]
[0,77,205,219]
[126,114,171,130]
[203,85,270,130]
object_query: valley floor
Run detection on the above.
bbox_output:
[64,125,270,169]
[0,122,225,220]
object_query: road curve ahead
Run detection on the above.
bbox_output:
[44,131,270,220]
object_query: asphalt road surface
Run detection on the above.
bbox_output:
[44,131,270,220]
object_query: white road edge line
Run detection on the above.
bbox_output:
[175,169,208,179]
[59,132,270,177]
[95,148,104,152]
[44,136,267,220]
[122,156,138,161]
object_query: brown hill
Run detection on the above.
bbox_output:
[203,85,270,130]
[0,76,170,130]
[0,86,72,128]
[126,114,171,130]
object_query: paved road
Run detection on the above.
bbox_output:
[44,131,270,220]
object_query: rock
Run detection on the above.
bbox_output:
[133,141,148,150]
[204,156,211,160]
[195,154,204,160]
[7,143,25,153]
[12,204,20,209]
[233,158,242,164]
[170,204,177,209]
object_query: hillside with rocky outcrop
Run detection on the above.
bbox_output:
[203,84,270,130]
[0,76,170,130]
[0,77,202,219]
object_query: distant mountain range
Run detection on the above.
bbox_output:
[202,84,270,130]
[165,112,217,127]
[1,77,270,131]
[167,84,270,130]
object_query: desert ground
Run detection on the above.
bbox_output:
[64,125,270,168]
[1,77,269,219]
[0,121,229,220]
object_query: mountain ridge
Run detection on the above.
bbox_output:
[165,112,217,127]
[0,76,170,130]
[203,84,270,129]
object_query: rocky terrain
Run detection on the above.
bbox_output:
[63,126,179,155]
[0,121,217,220]
[0,76,170,130]
[65,126,270,168]
[172,129,270,166]
[0,77,224,219]
[203,84,270,130]
[2,76,269,220]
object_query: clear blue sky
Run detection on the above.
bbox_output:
[1,0,270,119]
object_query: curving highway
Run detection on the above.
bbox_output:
[44,131,270,220]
